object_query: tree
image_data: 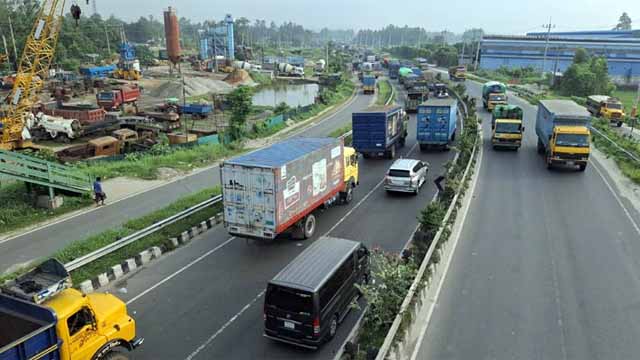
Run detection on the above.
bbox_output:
[614,12,632,30]
[573,48,589,64]
[556,48,615,97]
[226,86,253,141]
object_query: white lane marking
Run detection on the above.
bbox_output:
[591,160,640,238]
[410,136,484,360]
[126,237,236,305]
[324,142,419,236]
[184,290,266,360]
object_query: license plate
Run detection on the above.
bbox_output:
[284,321,295,330]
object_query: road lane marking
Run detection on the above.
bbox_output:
[126,237,236,305]
[184,290,266,360]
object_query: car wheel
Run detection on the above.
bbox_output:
[328,315,338,341]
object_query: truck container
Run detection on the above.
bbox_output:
[536,99,591,171]
[97,85,141,111]
[362,75,376,94]
[352,105,408,159]
[180,103,213,118]
[482,81,507,110]
[40,102,106,125]
[586,95,625,126]
[417,98,458,150]
[79,64,116,79]
[0,259,143,360]
[221,138,359,241]
[389,61,401,79]
[405,83,429,113]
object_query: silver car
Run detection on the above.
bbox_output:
[384,159,429,195]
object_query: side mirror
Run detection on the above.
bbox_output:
[522,127,525,132]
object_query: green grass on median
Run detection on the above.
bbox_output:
[52,187,223,285]
[376,80,392,105]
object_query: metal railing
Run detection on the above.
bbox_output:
[64,195,222,271]
[591,126,640,165]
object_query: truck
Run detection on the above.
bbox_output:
[448,65,466,81]
[79,64,117,79]
[352,105,408,159]
[536,99,591,171]
[180,103,213,118]
[405,81,430,113]
[314,59,326,74]
[417,98,457,150]
[0,259,143,360]
[362,75,376,94]
[491,104,524,150]
[389,61,401,79]
[221,137,359,241]
[275,63,304,77]
[586,95,625,126]
[482,81,507,111]
[97,85,141,111]
[40,102,106,125]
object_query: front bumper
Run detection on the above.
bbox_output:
[492,138,521,148]
[131,337,144,349]
[549,157,588,166]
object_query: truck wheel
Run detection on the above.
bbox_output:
[578,163,587,172]
[537,139,544,154]
[303,214,316,239]
[102,351,129,360]
[546,156,553,169]
[419,144,426,151]
[617,121,623,127]
[342,185,354,204]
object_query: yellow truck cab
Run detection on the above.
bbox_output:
[342,146,359,203]
[491,105,524,150]
[0,259,142,360]
[448,66,466,81]
[586,95,625,127]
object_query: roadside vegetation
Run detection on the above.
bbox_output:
[376,80,393,105]
[591,119,640,184]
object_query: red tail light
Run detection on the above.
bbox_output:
[313,317,320,336]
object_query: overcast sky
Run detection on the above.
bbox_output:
[93,0,637,34]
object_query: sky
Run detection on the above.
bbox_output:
[92,0,638,34]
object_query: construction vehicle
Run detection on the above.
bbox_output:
[113,28,141,81]
[491,105,524,150]
[482,81,508,111]
[536,100,591,171]
[97,84,141,111]
[0,259,143,360]
[79,64,117,79]
[275,63,304,77]
[0,0,68,150]
[586,95,625,127]
[448,65,466,81]
[221,138,358,240]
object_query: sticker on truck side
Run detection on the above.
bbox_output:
[312,159,327,196]
[331,146,341,159]
[284,177,300,209]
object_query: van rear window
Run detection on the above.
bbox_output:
[266,284,313,314]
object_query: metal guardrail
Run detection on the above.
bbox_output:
[64,195,223,271]
[591,126,640,165]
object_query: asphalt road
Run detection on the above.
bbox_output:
[416,80,640,359]
[0,87,373,274]
[105,80,460,359]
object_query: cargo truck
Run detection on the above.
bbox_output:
[536,100,591,171]
[417,98,457,150]
[491,104,524,150]
[405,82,430,113]
[482,81,507,111]
[97,85,141,111]
[448,66,466,81]
[0,259,143,360]
[586,95,625,127]
[221,138,359,241]
[352,105,408,159]
[389,61,401,79]
[362,75,376,94]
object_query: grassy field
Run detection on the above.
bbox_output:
[612,89,638,113]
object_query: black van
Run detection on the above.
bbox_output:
[264,236,370,349]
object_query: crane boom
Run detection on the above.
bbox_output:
[0,0,66,150]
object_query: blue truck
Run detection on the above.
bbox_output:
[389,61,401,79]
[181,103,213,118]
[79,64,117,79]
[362,75,376,94]
[417,98,458,150]
[352,105,408,159]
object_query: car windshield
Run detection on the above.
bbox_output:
[495,122,521,133]
[607,103,622,110]
[388,169,411,177]
[265,285,313,315]
[556,133,589,147]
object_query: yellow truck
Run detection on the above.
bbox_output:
[586,95,625,127]
[536,100,591,171]
[448,65,466,81]
[491,105,524,150]
[0,259,143,360]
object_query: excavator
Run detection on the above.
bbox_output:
[113,27,142,81]
[0,1,85,150]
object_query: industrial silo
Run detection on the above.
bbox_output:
[163,7,181,66]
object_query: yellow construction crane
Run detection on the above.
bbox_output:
[0,1,66,150]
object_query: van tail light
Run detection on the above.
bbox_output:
[313,317,320,336]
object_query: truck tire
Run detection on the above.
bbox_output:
[578,163,587,172]
[102,351,129,360]
[420,144,427,151]
[617,121,623,127]
[537,138,544,154]
[388,145,396,159]
[341,185,354,204]
[546,156,553,169]
[303,214,316,239]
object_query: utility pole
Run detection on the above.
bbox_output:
[7,17,19,71]
[541,18,555,73]
[474,36,482,71]
[326,43,329,73]
[104,24,112,55]
[459,41,466,65]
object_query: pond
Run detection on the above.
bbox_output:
[252,82,320,108]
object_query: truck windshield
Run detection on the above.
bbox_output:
[607,103,622,110]
[265,285,313,315]
[98,92,114,100]
[495,122,521,134]
[490,94,505,101]
[556,134,589,147]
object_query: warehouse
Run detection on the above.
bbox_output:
[479,32,640,84]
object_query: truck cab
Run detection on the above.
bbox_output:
[448,66,466,81]
[0,259,142,360]
[491,105,524,150]
[486,93,507,111]
[342,146,359,203]
[586,95,625,127]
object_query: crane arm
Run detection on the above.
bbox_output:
[0,0,66,150]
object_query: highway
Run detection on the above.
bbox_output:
[0,88,372,274]
[104,80,460,359]
[415,79,640,359]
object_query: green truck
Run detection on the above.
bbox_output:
[482,81,507,111]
